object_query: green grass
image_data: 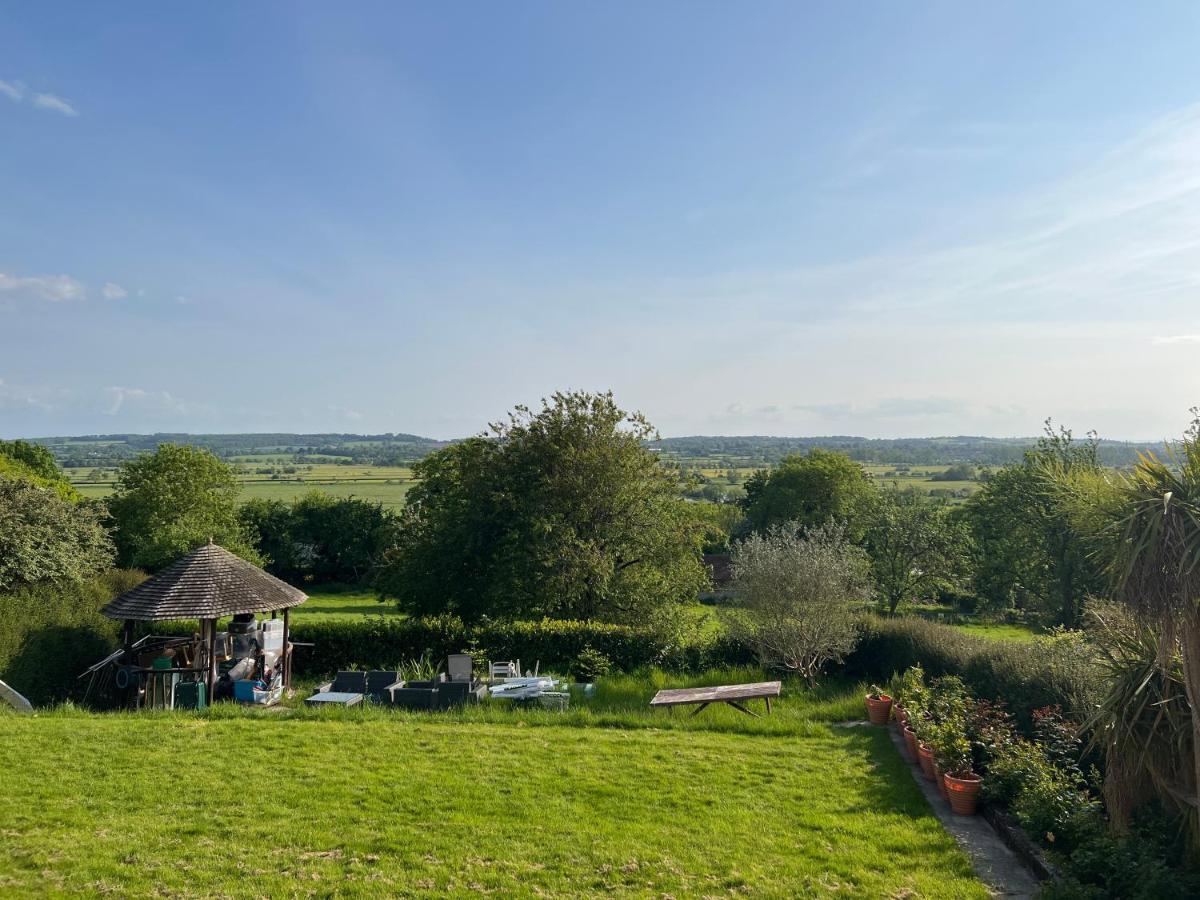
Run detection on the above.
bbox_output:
[0,677,986,898]
[291,585,402,622]
[953,622,1040,642]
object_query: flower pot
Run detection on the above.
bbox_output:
[933,761,949,799]
[943,773,983,815]
[896,706,908,728]
[902,725,918,760]
[917,743,936,781]
[865,694,893,726]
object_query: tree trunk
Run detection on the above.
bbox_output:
[1176,615,1200,843]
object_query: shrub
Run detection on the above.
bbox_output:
[569,647,612,682]
[0,479,114,592]
[0,570,145,705]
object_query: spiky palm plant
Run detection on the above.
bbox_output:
[1105,412,1200,840]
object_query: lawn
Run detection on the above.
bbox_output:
[0,692,986,898]
[292,586,402,622]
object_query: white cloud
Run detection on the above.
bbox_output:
[101,282,128,300]
[175,295,192,305]
[1153,334,1200,345]
[31,92,77,117]
[0,79,77,116]
[328,404,364,421]
[0,271,86,302]
[103,386,187,416]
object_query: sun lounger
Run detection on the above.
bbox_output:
[307,671,368,706]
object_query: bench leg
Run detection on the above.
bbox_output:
[726,700,761,718]
[765,695,772,715]
[689,702,711,717]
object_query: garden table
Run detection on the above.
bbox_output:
[649,681,781,718]
[306,691,364,707]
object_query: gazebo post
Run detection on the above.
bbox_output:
[206,618,218,702]
[282,607,291,691]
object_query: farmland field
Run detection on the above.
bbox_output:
[0,678,987,898]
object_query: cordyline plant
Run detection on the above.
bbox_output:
[726,520,871,685]
[1101,411,1200,845]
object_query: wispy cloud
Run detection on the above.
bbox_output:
[104,386,187,416]
[0,78,78,116]
[101,282,128,300]
[0,271,86,302]
[1153,334,1200,345]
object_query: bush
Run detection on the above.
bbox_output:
[0,570,145,705]
[844,616,1102,729]
[157,614,754,679]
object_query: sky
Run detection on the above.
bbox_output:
[2,3,1200,441]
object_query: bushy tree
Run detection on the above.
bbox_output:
[726,521,869,684]
[740,449,874,537]
[375,391,709,622]
[0,439,78,499]
[963,422,1104,625]
[0,479,114,591]
[240,491,400,584]
[864,489,972,615]
[108,444,258,570]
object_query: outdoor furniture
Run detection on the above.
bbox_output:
[447,654,474,682]
[365,670,403,703]
[489,660,520,682]
[389,684,436,709]
[649,681,781,718]
[306,691,364,707]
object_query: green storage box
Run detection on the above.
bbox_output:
[174,681,207,710]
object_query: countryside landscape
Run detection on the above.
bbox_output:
[6,4,1200,899]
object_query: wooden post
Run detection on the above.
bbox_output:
[282,607,291,691]
[123,619,134,654]
[206,618,218,702]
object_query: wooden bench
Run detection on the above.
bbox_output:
[649,681,781,718]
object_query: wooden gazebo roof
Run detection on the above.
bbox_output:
[102,542,307,621]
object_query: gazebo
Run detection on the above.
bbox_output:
[99,541,307,707]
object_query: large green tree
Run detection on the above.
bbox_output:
[108,444,258,570]
[863,489,972,616]
[375,391,710,622]
[241,491,400,585]
[0,479,114,591]
[963,423,1104,626]
[0,439,78,499]
[740,449,875,536]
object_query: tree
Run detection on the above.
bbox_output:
[1101,412,1200,843]
[0,479,114,591]
[864,489,972,615]
[240,491,400,584]
[740,449,874,536]
[375,391,709,622]
[725,521,868,684]
[962,422,1104,626]
[107,444,258,570]
[0,439,78,499]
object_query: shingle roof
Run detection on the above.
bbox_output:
[102,542,307,621]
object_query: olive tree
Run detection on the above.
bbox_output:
[726,521,870,684]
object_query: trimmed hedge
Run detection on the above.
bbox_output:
[844,616,1102,729]
[159,615,754,678]
[0,569,146,705]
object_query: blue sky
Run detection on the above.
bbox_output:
[3,3,1200,440]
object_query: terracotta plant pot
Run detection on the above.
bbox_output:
[933,761,949,799]
[903,725,918,760]
[944,772,983,815]
[917,743,936,781]
[894,705,908,728]
[865,694,893,726]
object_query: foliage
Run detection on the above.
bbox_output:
[863,489,973,615]
[0,570,145,704]
[0,439,79,498]
[740,449,875,536]
[844,616,1102,730]
[240,491,400,585]
[726,521,868,684]
[107,443,260,570]
[569,647,613,682]
[689,499,743,554]
[0,479,115,592]
[1095,410,1200,854]
[376,391,709,623]
[963,421,1105,626]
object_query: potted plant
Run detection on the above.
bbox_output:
[902,722,919,759]
[938,735,982,815]
[865,684,893,725]
[917,740,937,780]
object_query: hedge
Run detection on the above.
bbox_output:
[158,614,754,678]
[0,569,145,705]
[844,616,1103,729]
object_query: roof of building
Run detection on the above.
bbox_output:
[102,542,307,621]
